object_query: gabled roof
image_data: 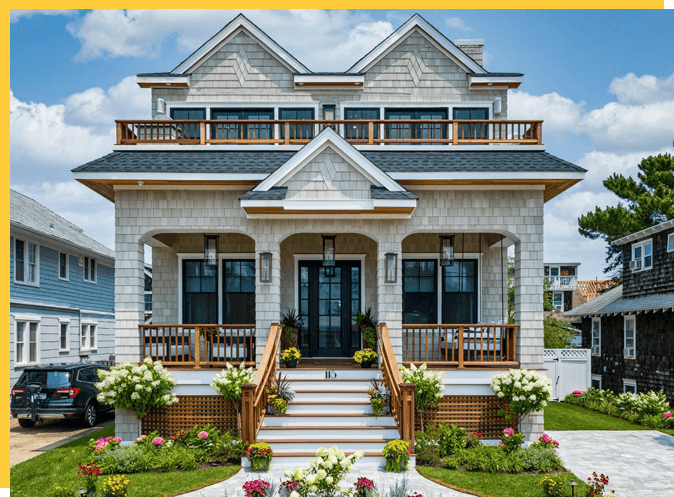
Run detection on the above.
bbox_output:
[10,190,114,261]
[170,13,310,75]
[347,13,487,75]
[562,285,623,318]
[612,219,674,246]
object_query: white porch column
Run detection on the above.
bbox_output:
[377,238,403,362]
[255,237,281,365]
[514,226,545,439]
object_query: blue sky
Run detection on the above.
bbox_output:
[10,9,674,279]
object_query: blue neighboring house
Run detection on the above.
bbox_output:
[10,190,115,386]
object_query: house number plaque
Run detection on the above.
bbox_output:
[325,371,337,379]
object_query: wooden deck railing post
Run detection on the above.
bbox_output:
[457,326,465,369]
[284,123,290,145]
[116,122,123,144]
[400,382,416,449]
[241,384,256,444]
[193,328,202,370]
[368,122,374,145]
[536,122,543,145]
[452,121,459,145]
[200,122,206,145]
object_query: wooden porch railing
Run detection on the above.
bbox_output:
[377,323,415,451]
[115,119,543,146]
[139,324,256,369]
[402,324,519,367]
[241,323,281,444]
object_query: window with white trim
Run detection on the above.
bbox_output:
[83,257,97,283]
[59,319,70,352]
[624,316,636,359]
[59,252,69,281]
[591,375,602,390]
[552,292,563,311]
[81,323,97,351]
[591,318,601,356]
[15,318,39,365]
[623,379,637,394]
[668,233,674,253]
[630,239,652,271]
[14,239,39,286]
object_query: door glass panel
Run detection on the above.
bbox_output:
[443,260,478,324]
[223,260,255,324]
[403,260,437,324]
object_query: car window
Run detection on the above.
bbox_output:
[24,371,72,387]
[78,369,95,383]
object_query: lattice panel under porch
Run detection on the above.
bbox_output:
[141,395,238,437]
[418,395,515,438]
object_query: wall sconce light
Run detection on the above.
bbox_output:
[204,235,219,267]
[259,253,272,283]
[440,235,455,267]
[385,253,397,283]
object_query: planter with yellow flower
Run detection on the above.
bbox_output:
[382,439,412,473]
[280,347,301,368]
[353,349,378,369]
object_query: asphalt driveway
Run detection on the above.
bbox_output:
[548,430,674,497]
[9,414,114,466]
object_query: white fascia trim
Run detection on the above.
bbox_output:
[172,17,310,74]
[245,213,412,220]
[294,74,364,85]
[469,75,522,86]
[253,127,405,192]
[612,219,674,246]
[348,15,486,75]
[136,75,190,87]
[241,199,416,210]
[74,172,268,182]
[388,171,586,181]
[111,144,548,152]
[112,144,304,152]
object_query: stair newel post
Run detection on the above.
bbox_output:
[241,383,256,444]
[400,382,415,449]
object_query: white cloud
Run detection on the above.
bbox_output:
[65,9,394,71]
[445,17,472,31]
[509,91,585,141]
[10,9,76,23]
[608,72,674,105]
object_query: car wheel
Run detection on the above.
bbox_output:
[18,418,36,428]
[83,403,97,428]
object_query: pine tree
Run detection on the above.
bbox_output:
[578,153,674,278]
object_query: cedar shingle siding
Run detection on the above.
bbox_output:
[623,227,674,298]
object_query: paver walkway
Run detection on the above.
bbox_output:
[179,466,471,497]
[9,414,114,466]
[548,430,674,497]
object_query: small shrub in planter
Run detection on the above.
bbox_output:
[280,347,301,367]
[268,394,289,415]
[354,308,378,348]
[541,474,566,497]
[383,439,412,472]
[353,349,378,368]
[371,397,386,416]
[280,308,303,349]
[101,474,130,497]
[499,428,525,454]
[247,442,273,472]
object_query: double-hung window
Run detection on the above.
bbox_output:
[81,322,97,351]
[83,257,97,283]
[59,319,70,352]
[591,318,601,356]
[453,107,489,140]
[623,379,637,394]
[668,233,674,252]
[15,318,39,366]
[15,239,39,285]
[552,292,563,311]
[624,316,636,359]
[630,239,652,271]
[59,252,69,281]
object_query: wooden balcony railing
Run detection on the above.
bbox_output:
[402,324,519,368]
[139,324,256,369]
[241,323,281,444]
[115,119,543,146]
[378,323,415,451]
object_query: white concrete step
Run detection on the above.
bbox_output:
[242,454,416,470]
[285,403,372,414]
[292,391,371,402]
[261,414,396,427]
[258,426,401,440]
[281,369,382,380]
[285,380,371,391]
[265,440,389,453]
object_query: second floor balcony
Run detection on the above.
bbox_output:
[545,275,578,289]
[115,118,543,147]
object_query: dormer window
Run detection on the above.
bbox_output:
[630,239,652,271]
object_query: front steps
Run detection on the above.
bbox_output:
[249,366,415,471]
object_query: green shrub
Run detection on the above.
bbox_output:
[511,448,564,473]
[210,431,246,463]
[152,445,198,472]
[442,455,459,470]
[438,424,467,456]
[634,390,670,417]
[641,414,665,429]
[414,426,442,465]
[464,432,484,449]
[97,445,153,474]
[625,411,641,424]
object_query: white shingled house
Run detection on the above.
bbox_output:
[72,13,585,468]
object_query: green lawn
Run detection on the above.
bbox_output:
[544,401,674,435]
[416,467,588,497]
[10,425,241,497]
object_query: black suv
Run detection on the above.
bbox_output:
[10,363,113,428]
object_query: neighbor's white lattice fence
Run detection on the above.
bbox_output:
[543,349,591,400]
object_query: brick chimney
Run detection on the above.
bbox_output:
[454,39,484,66]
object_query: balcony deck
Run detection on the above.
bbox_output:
[116,119,543,146]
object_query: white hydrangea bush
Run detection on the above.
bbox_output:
[210,362,255,427]
[96,357,178,419]
[283,446,364,496]
[491,369,552,428]
[400,363,444,431]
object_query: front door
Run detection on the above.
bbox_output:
[298,261,361,357]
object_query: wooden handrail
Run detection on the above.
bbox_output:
[377,323,415,451]
[114,118,544,146]
[401,324,520,367]
[241,323,281,444]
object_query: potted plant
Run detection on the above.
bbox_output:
[280,347,301,368]
[247,442,273,472]
[353,349,378,369]
[354,308,378,349]
[280,308,303,349]
[266,373,294,415]
[382,439,412,473]
[367,378,390,416]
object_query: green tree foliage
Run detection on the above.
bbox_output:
[578,153,674,277]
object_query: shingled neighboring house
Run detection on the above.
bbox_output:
[72,13,585,467]
[10,190,116,385]
[564,219,674,403]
